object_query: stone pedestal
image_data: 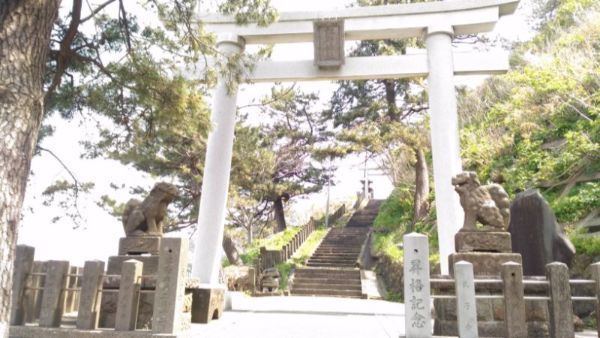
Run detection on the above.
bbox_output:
[448,252,522,277]
[449,231,520,276]
[190,286,225,324]
[100,237,160,329]
[434,230,546,337]
[455,231,512,253]
[119,236,161,255]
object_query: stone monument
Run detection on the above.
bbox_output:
[447,171,522,275]
[508,189,575,275]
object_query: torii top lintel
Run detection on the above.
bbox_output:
[198,0,519,44]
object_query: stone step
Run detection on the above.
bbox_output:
[292,282,362,291]
[290,288,362,298]
[306,262,357,268]
[307,261,357,266]
[292,277,361,286]
[310,255,358,260]
[308,257,357,263]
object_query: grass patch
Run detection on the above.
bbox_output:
[240,226,303,265]
[570,232,600,256]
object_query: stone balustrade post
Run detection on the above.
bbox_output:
[115,259,143,331]
[546,262,574,338]
[454,261,478,338]
[501,261,527,338]
[153,238,189,334]
[10,245,35,326]
[590,262,600,338]
[76,260,105,330]
[39,261,70,327]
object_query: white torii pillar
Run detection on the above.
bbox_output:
[426,24,464,275]
[191,34,245,284]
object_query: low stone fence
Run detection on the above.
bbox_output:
[403,233,600,338]
[10,238,189,337]
[257,204,346,273]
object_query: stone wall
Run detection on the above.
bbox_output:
[375,254,403,300]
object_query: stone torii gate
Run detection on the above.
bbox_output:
[192,0,520,282]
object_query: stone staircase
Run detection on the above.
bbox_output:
[291,200,384,298]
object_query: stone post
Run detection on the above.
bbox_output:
[546,262,574,338]
[39,260,70,328]
[115,259,143,331]
[501,262,527,338]
[31,262,48,320]
[591,262,600,338]
[64,266,79,313]
[426,24,463,274]
[403,232,432,337]
[76,260,105,330]
[454,261,478,338]
[153,238,189,334]
[192,33,246,284]
[24,261,45,322]
[10,245,35,326]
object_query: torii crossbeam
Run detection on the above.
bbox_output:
[191,0,520,284]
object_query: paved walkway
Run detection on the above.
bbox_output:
[189,294,598,338]
[189,294,405,338]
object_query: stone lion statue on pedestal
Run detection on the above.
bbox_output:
[122,182,178,237]
[452,171,510,231]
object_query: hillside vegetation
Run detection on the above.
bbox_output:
[374,0,600,261]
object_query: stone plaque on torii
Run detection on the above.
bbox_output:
[189,0,520,283]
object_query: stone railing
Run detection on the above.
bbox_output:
[10,238,189,337]
[403,233,600,338]
[257,204,346,273]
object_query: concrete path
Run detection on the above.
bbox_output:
[189,294,405,338]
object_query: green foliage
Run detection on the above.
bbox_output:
[549,182,600,223]
[373,232,403,262]
[373,187,413,231]
[569,227,600,256]
[276,262,292,290]
[459,1,600,225]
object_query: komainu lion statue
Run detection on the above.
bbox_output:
[122,182,178,237]
[452,171,510,231]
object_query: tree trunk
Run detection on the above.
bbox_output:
[0,1,60,336]
[222,233,242,266]
[273,196,287,232]
[411,147,430,229]
[246,223,253,244]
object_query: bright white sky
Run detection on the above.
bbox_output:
[18,0,534,265]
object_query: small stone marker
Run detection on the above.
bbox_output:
[153,238,189,334]
[454,261,478,338]
[10,245,35,326]
[39,260,70,327]
[403,232,432,337]
[76,260,105,330]
[546,262,574,338]
[501,262,527,338]
[115,259,143,331]
[591,263,600,338]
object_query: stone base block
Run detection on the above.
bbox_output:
[455,231,512,253]
[10,326,192,337]
[107,256,159,275]
[448,252,522,277]
[99,292,154,329]
[191,287,225,324]
[119,237,161,255]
